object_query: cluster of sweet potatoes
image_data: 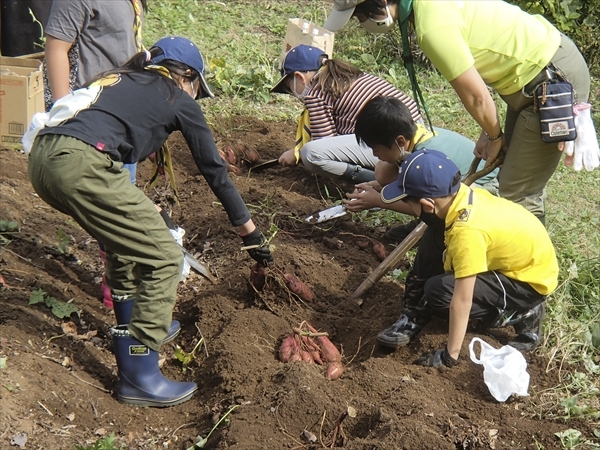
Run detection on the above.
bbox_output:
[249,263,314,304]
[218,142,261,175]
[279,322,344,381]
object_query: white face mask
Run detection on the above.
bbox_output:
[359,6,395,34]
[395,140,410,160]
[292,76,311,100]
[189,80,197,99]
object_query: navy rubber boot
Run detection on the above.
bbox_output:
[112,295,181,345]
[111,326,197,407]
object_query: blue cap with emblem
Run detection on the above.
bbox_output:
[381,149,461,203]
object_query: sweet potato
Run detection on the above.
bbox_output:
[300,349,315,364]
[249,263,267,291]
[283,273,314,303]
[279,334,298,363]
[372,241,388,262]
[239,146,261,164]
[288,351,302,363]
[317,336,342,363]
[326,361,344,380]
[301,335,323,365]
[309,349,323,365]
[221,145,238,165]
[306,323,341,363]
[227,163,243,176]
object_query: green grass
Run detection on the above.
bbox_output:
[143,0,600,429]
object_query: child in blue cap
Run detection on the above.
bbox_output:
[28,37,273,406]
[377,149,558,367]
[271,44,422,183]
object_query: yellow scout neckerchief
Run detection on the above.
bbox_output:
[407,123,435,152]
[293,108,311,164]
[145,65,179,203]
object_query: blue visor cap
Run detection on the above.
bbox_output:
[381,149,461,203]
[271,44,327,94]
[150,36,214,99]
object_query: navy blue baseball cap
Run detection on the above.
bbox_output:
[150,36,214,99]
[381,149,461,203]
[271,45,327,94]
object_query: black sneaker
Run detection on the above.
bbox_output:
[386,220,419,243]
[508,303,545,352]
[377,313,425,348]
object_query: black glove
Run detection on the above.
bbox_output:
[241,229,273,266]
[159,207,177,230]
[414,347,459,368]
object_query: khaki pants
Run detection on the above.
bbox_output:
[28,134,182,351]
[499,34,590,217]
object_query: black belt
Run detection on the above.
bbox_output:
[522,64,562,97]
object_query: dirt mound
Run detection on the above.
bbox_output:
[0,116,587,449]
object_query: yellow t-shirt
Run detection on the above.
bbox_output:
[443,184,558,295]
[414,0,560,95]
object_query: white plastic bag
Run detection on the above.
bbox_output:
[468,337,530,402]
[22,112,49,155]
[22,86,102,155]
[169,227,191,282]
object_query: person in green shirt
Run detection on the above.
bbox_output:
[324,0,590,224]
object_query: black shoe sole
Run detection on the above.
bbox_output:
[376,334,413,349]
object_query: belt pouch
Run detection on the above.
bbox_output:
[534,81,577,143]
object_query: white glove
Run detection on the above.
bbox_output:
[169,227,191,282]
[570,103,600,172]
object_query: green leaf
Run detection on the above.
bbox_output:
[29,289,46,305]
[50,302,79,319]
[555,428,582,447]
[7,221,18,231]
[174,345,194,366]
[44,296,60,308]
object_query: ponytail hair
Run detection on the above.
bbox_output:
[84,46,200,103]
[312,58,363,99]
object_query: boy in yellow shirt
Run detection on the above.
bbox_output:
[378,149,558,367]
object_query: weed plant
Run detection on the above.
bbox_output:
[144,0,600,434]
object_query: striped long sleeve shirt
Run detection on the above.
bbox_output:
[303,72,422,140]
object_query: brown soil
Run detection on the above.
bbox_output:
[0,116,590,449]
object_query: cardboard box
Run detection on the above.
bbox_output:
[0,56,44,144]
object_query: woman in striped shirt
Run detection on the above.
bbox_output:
[271,44,422,183]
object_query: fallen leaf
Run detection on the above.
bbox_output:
[94,428,106,436]
[61,323,97,340]
[73,330,97,341]
[66,413,76,422]
[62,323,78,335]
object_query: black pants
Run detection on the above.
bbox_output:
[411,226,544,322]
[424,271,544,323]
[412,224,445,280]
